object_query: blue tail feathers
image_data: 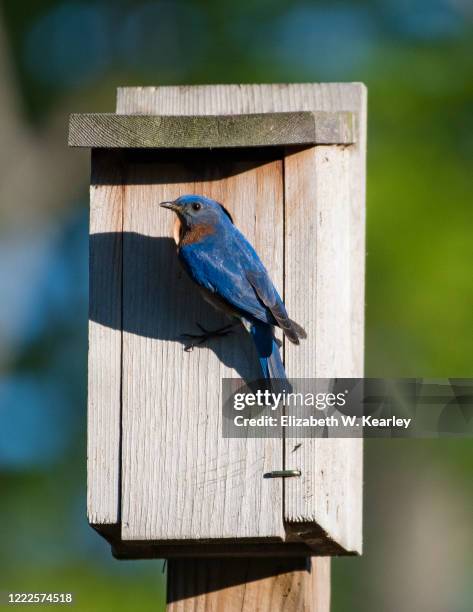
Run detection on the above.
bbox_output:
[250,321,287,381]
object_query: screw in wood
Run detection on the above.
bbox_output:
[263,470,301,478]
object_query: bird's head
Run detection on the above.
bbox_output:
[160,195,233,229]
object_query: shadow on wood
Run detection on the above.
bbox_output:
[91,147,289,184]
[89,231,263,382]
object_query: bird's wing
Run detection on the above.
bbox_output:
[246,269,300,344]
[179,224,306,340]
[179,242,274,325]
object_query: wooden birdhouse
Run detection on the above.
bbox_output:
[69,83,366,561]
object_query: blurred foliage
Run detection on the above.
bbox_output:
[0,1,472,610]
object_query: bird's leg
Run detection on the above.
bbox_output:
[180,322,238,352]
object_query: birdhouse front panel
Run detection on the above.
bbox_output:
[119,152,285,543]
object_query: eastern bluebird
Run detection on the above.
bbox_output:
[160,195,306,380]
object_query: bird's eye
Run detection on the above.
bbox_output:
[192,202,201,212]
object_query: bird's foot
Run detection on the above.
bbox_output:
[180,323,236,352]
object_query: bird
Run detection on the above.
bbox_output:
[160,194,306,381]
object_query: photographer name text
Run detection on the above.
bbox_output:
[233,414,412,429]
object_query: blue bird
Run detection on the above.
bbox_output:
[160,195,306,380]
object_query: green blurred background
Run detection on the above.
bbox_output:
[0,1,472,610]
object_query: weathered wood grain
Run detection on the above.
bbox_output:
[116,83,361,117]
[166,557,330,612]
[120,156,285,542]
[88,149,123,526]
[284,86,366,554]
[68,111,355,148]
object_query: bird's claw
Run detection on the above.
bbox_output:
[180,333,206,352]
[179,323,235,351]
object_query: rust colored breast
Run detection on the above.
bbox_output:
[179,223,215,247]
[173,217,183,245]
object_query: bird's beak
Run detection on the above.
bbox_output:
[160,201,179,211]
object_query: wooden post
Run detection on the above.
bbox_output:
[69,83,366,610]
[167,558,330,611]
